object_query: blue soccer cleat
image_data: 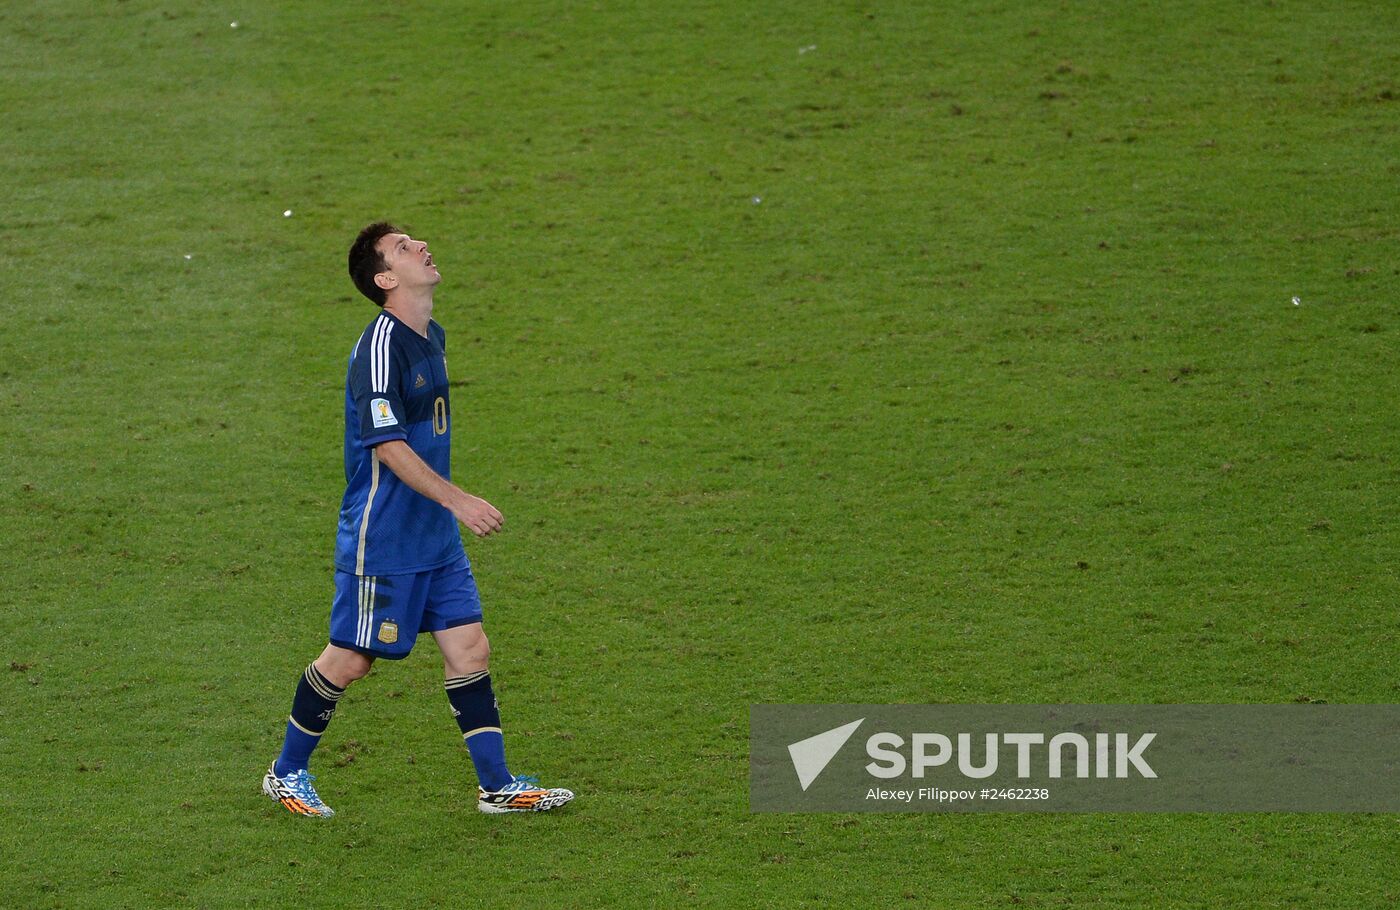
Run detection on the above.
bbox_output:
[477,774,575,814]
[262,765,335,817]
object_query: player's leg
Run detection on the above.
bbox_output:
[433,622,510,789]
[424,556,574,812]
[279,568,389,776]
[262,644,373,816]
[274,644,373,775]
[264,568,393,817]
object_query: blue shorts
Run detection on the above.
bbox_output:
[328,554,482,659]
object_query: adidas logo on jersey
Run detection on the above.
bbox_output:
[414,373,427,388]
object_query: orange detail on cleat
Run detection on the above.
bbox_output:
[478,779,573,813]
[263,765,335,817]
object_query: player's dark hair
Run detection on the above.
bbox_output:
[348,221,400,306]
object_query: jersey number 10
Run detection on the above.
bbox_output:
[433,397,448,435]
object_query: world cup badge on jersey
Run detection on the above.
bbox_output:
[377,620,399,644]
[370,397,397,428]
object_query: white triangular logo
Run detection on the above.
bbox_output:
[788,718,864,791]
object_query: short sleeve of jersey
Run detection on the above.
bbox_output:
[349,319,409,449]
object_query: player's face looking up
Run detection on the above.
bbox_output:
[373,232,441,295]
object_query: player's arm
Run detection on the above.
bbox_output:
[374,439,504,537]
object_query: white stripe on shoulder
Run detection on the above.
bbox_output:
[354,320,379,363]
[365,320,380,392]
[368,316,388,392]
[379,318,394,392]
[369,317,381,392]
[374,316,394,393]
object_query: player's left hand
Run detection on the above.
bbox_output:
[451,493,504,537]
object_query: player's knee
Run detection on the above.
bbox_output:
[316,647,374,687]
[341,652,374,681]
[448,632,489,674]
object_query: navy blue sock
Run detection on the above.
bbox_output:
[273,664,345,777]
[445,671,512,791]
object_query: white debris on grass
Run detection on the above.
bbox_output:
[283,209,293,217]
[1291,296,1301,306]
[751,196,762,205]
[799,45,816,54]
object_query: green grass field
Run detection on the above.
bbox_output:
[4,0,1399,906]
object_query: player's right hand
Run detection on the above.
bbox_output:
[453,493,504,537]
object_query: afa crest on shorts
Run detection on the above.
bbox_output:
[377,620,399,644]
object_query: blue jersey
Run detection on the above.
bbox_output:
[334,311,465,576]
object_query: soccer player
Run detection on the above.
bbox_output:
[261,222,574,817]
